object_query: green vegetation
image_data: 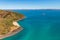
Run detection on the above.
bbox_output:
[0,10,24,35]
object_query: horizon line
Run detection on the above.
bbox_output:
[0,9,60,10]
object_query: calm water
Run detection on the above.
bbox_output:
[3,10,60,40]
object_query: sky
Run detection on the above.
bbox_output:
[0,0,59,9]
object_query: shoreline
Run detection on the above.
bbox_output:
[0,10,25,39]
[0,21,23,39]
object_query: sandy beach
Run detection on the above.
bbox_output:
[0,21,23,39]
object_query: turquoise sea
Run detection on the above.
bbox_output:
[3,10,60,40]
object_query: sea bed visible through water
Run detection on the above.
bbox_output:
[3,10,60,40]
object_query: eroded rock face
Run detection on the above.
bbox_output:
[0,10,25,35]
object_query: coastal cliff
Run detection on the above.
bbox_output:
[0,10,25,39]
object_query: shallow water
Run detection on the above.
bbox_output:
[3,10,60,40]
